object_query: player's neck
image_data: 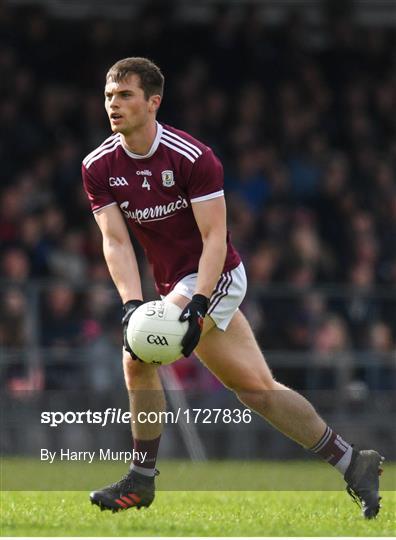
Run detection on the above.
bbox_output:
[121,121,157,156]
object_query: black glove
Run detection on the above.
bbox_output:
[122,300,143,358]
[179,294,209,357]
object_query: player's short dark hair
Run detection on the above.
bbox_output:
[106,57,164,99]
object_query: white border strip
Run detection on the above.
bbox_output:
[190,190,224,203]
[92,201,118,214]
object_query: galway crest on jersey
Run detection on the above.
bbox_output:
[161,170,175,187]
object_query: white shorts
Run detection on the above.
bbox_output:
[165,262,247,331]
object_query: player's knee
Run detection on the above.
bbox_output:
[226,372,277,394]
[236,382,277,414]
[122,353,138,388]
[230,373,277,410]
[122,352,156,390]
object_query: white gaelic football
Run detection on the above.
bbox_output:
[126,301,188,365]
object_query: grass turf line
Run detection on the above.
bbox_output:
[1,490,396,537]
[1,460,395,537]
[2,458,396,491]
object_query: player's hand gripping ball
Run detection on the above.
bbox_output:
[126,301,188,365]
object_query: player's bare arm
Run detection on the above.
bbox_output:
[177,195,227,356]
[191,196,227,298]
[94,204,143,303]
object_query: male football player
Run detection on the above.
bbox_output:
[82,57,383,518]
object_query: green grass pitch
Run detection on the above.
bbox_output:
[1,461,395,537]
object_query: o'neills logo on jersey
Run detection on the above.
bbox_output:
[120,196,188,224]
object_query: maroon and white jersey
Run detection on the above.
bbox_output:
[82,122,241,295]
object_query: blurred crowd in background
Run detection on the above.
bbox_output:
[1,1,395,395]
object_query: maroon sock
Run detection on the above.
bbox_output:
[131,435,161,475]
[310,426,353,473]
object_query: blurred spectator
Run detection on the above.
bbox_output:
[19,214,51,277]
[281,209,336,282]
[48,230,88,283]
[41,283,81,347]
[0,288,28,348]
[0,287,43,394]
[359,322,396,391]
[308,314,354,391]
[40,283,82,389]
[1,247,31,282]
[79,284,124,391]
[286,291,328,351]
[248,242,280,286]
[0,187,23,244]
[226,147,271,212]
[338,261,381,349]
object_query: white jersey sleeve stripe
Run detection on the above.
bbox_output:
[85,140,121,168]
[98,133,119,148]
[82,134,120,165]
[160,139,196,163]
[190,190,224,203]
[85,140,122,169]
[161,133,200,159]
[92,201,118,214]
[162,128,203,155]
[83,135,119,166]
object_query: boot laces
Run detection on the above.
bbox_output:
[109,468,159,490]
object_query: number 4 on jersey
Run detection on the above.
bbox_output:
[142,177,151,190]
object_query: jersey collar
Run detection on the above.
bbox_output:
[121,122,163,160]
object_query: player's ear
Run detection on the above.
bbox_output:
[149,94,161,113]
